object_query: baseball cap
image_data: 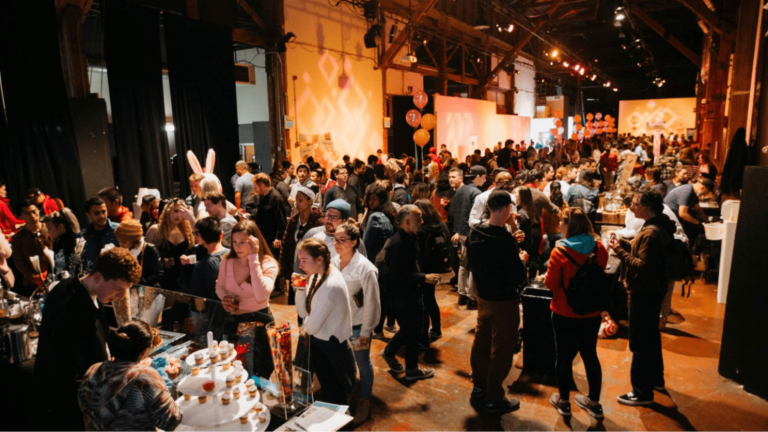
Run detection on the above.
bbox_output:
[465,165,487,179]
[26,187,42,198]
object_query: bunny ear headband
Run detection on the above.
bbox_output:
[187,149,216,174]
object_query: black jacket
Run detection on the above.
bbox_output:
[497,147,511,168]
[35,277,109,428]
[138,242,164,287]
[467,223,527,301]
[392,184,409,206]
[417,222,452,274]
[383,229,426,302]
[251,188,288,244]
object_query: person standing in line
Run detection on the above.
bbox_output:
[332,222,380,425]
[450,166,487,309]
[546,208,608,419]
[202,192,237,249]
[467,190,528,414]
[185,173,206,219]
[251,173,288,258]
[279,186,324,304]
[381,205,442,381]
[288,164,322,209]
[295,238,357,405]
[35,248,141,431]
[608,189,675,405]
[323,164,363,220]
[11,200,53,296]
[98,187,133,223]
[188,217,228,340]
[234,160,255,210]
[80,198,119,272]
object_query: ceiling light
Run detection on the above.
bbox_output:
[613,88,618,92]
[622,44,627,50]
[637,63,642,67]
[474,15,490,30]
[590,74,597,81]
[165,124,175,132]
[635,37,641,43]
[594,59,599,62]
[616,13,625,20]
[606,81,611,87]
[550,61,554,65]
[579,68,585,76]
[507,23,515,32]
[401,53,418,63]
[563,61,569,67]
[551,49,559,57]
[614,20,623,28]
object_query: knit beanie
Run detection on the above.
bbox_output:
[326,199,350,220]
[115,219,143,244]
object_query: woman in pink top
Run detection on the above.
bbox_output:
[216,220,279,378]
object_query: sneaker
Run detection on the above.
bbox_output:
[382,350,404,373]
[466,299,478,310]
[371,332,385,340]
[458,295,469,306]
[617,391,653,406]
[575,395,604,419]
[470,386,486,401]
[384,325,398,333]
[405,368,435,381]
[428,329,442,339]
[484,397,520,414]
[549,393,572,417]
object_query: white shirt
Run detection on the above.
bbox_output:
[305,226,367,260]
[295,267,353,342]
[468,188,516,228]
[332,252,381,338]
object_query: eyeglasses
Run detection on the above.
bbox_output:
[326,214,342,221]
[333,237,351,244]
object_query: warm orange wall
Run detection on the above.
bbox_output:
[284,0,384,166]
[618,97,697,137]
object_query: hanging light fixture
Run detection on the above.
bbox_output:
[474,1,490,30]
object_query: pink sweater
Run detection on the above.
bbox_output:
[216,254,278,313]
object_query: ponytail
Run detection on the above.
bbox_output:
[107,320,153,362]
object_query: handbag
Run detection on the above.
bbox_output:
[352,288,364,308]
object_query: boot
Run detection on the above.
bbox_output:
[352,399,371,425]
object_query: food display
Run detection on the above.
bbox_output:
[198,396,207,404]
[266,322,294,408]
[202,380,216,392]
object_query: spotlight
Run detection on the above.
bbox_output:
[579,68,585,76]
[364,25,381,48]
[389,25,397,43]
[590,74,597,81]
[616,12,625,20]
[497,25,503,32]
[563,61,570,67]
[606,81,611,87]
[165,123,175,132]
[613,88,618,92]
[551,49,559,57]
[507,23,515,32]
[573,64,580,71]
[474,15,490,30]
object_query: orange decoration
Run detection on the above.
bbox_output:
[573,114,582,123]
[413,129,430,146]
[550,128,558,136]
[555,120,563,128]
[571,133,579,140]
[575,124,583,131]
[586,113,594,121]
[555,109,563,118]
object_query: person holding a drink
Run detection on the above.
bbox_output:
[215,220,278,378]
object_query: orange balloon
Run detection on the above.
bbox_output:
[575,123,583,131]
[597,128,604,135]
[599,121,605,128]
[555,109,563,118]
[586,121,593,128]
[584,128,592,137]
[556,120,563,128]
[571,133,579,141]
[420,113,436,131]
[550,128,558,136]
[586,113,594,121]
[413,129,430,146]
[574,114,582,123]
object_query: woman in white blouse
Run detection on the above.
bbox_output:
[295,238,357,406]
[331,223,380,425]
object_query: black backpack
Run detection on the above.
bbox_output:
[373,238,393,286]
[422,228,451,273]
[647,225,695,297]
[560,244,611,315]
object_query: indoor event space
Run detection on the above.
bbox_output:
[2,0,768,431]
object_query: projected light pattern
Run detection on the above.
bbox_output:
[618,98,696,137]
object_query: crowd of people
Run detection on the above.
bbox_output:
[0,131,720,429]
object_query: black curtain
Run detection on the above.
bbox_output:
[0,0,87,214]
[164,14,239,198]
[104,0,172,200]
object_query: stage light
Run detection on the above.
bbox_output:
[613,87,618,92]
[573,64,580,71]
[616,12,625,20]
[401,52,417,63]
[606,81,611,87]
[364,24,381,48]
[590,74,597,81]
[389,25,397,43]
[165,124,175,132]
[579,68,585,76]
[563,61,569,67]
[507,23,515,32]
[551,49,559,57]
[635,37,641,43]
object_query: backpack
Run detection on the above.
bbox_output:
[422,228,451,273]
[560,244,612,315]
[571,187,595,215]
[647,225,695,297]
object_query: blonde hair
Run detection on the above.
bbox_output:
[155,199,194,249]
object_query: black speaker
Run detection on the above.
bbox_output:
[69,98,114,200]
[719,166,768,400]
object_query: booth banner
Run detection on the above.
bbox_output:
[434,94,531,160]
[618,97,696,137]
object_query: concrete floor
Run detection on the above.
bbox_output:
[270,278,768,431]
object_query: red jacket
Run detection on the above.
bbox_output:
[110,205,134,223]
[40,195,62,215]
[545,239,608,319]
[0,196,24,237]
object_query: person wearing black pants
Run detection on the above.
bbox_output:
[545,207,609,419]
[381,205,441,380]
[609,188,675,406]
[309,335,357,405]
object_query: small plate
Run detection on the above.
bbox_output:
[176,385,262,427]
[177,375,227,397]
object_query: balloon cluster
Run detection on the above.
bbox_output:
[405,90,434,147]
[574,112,618,140]
[549,109,565,141]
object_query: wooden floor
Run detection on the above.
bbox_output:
[270,278,768,431]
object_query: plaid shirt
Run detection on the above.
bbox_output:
[656,155,678,180]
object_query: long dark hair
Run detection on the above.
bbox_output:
[410,183,432,203]
[108,320,154,362]
[227,220,275,261]
[550,181,565,208]
[563,207,598,240]
[413,199,442,226]
[362,183,396,229]
[297,238,331,314]
[517,187,539,224]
